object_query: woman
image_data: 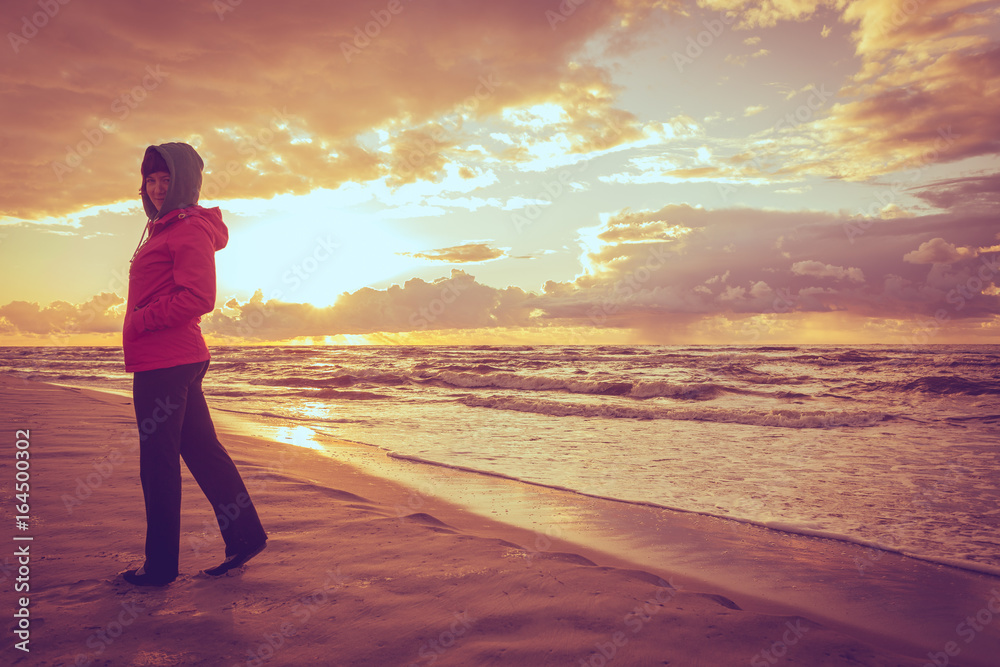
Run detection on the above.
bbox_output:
[122,142,267,586]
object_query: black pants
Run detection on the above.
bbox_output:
[132,360,266,578]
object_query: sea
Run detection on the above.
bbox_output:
[3,344,999,577]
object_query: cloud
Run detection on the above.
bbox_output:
[384,123,459,187]
[903,238,977,265]
[402,242,506,263]
[201,269,534,339]
[0,292,123,337]
[589,210,693,245]
[4,203,998,343]
[814,2,1000,179]
[914,172,1000,211]
[725,49,769,67]
[534,203,1000,336]
[492,65,668,172]
[719,285,747,301]
[699,0,827,28]
[698,0,1000,182]
[877,203,910,219]
[0,0,674,221]
[791,260,865,282]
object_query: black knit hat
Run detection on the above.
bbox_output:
[141,148,170,177]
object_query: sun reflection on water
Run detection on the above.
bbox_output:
[272,425,324,451]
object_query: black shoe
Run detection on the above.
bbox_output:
[122,566,176,587]
[203,541,267,577]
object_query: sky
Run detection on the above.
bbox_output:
[1,0,998,346]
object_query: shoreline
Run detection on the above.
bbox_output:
[2,375,989,665]
[206,395,1000,665]
[54,379,1000,581]
[369,445,1000,580]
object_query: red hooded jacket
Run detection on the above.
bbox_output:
[123,205,228,372]
[124,143,228,372]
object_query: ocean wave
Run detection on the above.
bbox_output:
[629,379,727,400]
[250,370,411,389]
[828,351,892,363]
[208,360,250,371]
[457,395,888,428]
[207,389,248,397]
[437,364,506,374]
[436,371,727,400]
[741,374,812,385]
[944,413,1000,424]
[900,375,1000,396]
[304,388,390,400]
[516,360,557,369]
[397,347,433,356]
[249,375,337,388]
[704,363,811,385]
[17,360,113,371]
[941,355,1000,367]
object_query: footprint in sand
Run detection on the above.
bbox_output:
[57,579,110,604]
[124,649,195,665]
[400,512,457,533]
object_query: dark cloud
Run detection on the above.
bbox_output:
[0,0,668,220]
[913,172,1000,211]
[532,204,1000,327]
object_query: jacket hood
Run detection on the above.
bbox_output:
[140,142,203,221]
[192,205,229,250]
[152,204,229,251]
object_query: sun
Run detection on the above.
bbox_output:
[213,189,425,308]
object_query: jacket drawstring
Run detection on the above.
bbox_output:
[130,221,153,264]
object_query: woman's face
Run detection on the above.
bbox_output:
[145,171,170,211]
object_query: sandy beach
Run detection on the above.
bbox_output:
[1,374,987,666]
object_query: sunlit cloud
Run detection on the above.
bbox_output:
[1,0,667,221]
[791,260,865,282]
[903,238,978,265]
[402,243,507,264]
